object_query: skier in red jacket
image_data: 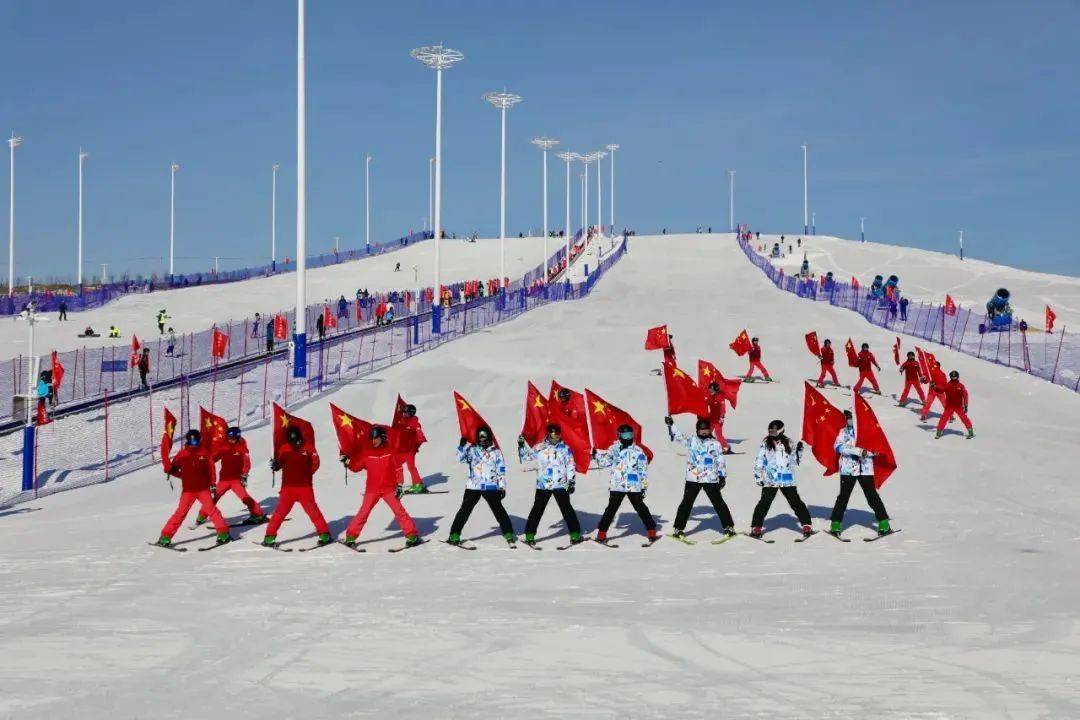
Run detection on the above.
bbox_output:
[897,351,927,407]
[395,404,430,495]
[195,426,267,526]
[745,337,772,381]
[935,370,975,439]
[920,358,949,421]
[155,429,231,547]
[816,338,840,388]
[263,426,332,546]
[341,426,421,548]
[705,381,734,454]
[852,343,882,395]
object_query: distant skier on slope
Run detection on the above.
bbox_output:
[195,427,267,527]
[852,343,882,395]
[340,426,422,548]
[665,416,736,542]
[745,337,772,381]
[518,424,582,547]
[829,410,892,538]
[816,338,840,388]
[263,426,332,547]
[592,424,658,544]
[155,429,232,548]
[447,427,515,547]
[750,419,813,539]
[157,309,170,335]
[897,351,927,408]
[935,370,975,440]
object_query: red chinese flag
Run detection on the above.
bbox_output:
[323,305,337,329]
[391,395,425,454]
[804,331,821,357]
[130,334,141,367]
[1046,305,1056,333]
[453,391,498,448]
[272,403,315,461]
[51,351,65,393]
[199,407,230,455]
[663,361,709,417]
[549,381,591,444]
[546,388,591,473]
[392,394,408,427]
[802,382,846,476]
[854,393,897,488]
[330,402,370,457]
[585,389,652,462]
[729,329,752,357]
[521,381,549,447]
[845,338,858,367]
[273,314,288,340]
[161,407,177,472]
[924,350,947,386]
[697,359,740,409]
[915,346,930,378]
[892,337,901,366]
[211,328,229,358]
[644,325,671,350]
[944,294,957,316]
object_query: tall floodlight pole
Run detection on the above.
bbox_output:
[484,91,523,289]
[293,0,307,377]
[427,157,433,233]
[812,211,816,235]
[77,149,88,287]
[801,143,809,235]
[7,134,21,296]
[412,44,464,325]
[531,137,559,279]
[580,154,594,231]
[959,230,964,261]
[860,216,865,243]
[365,154,372,250]
[169,162,179,278]
[728,170,735,232]
[271,163,279,265]
[606,144,619,231]
[556,151,575,275]
[594,150,606,236]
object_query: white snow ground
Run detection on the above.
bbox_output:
[0,235,553,359]
[766,233,1080,329]
[1,233,1078,719]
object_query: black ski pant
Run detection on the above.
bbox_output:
[830,474,888,523]
[751,486,812,528]
[449,489,514,537]
[598,491,656,534]
[674,481,734,531]
[524,488,580,537]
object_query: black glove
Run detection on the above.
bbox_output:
[568,480,576,494]
[498,488,506,500]
[590,447,597,458]
[339,454,349,466]
[241,474,249,487]
[269,459,280,472]
[459,437,468,448]
[663,416,674,426]
[517,435,526,448]
[718,477,726,490]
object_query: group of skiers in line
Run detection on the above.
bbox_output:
[153,396,895,551]
[809,337,974,439]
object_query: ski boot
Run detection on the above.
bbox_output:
[720,527,737,538]
[445,533,463,547]
[521,533,537,548]
[155,535,172,547]
[875,519,893,537]
[262,535,277,547]
[801,524,814,539]
[897,400,907,408]
[747,526,764,539]
[317,533,334,546]
[671,530,687,540]
[215,531,232,545]
[503,532,516,546]
[404,484,429,495]
[194,515,208,526]
[595,531,608,543]
[243,514,268,525]
[342,534,359,548]
[568,532,584,546]
[934,430,943,439]
[404,534,423,547]
[828,520,844,538]
[966,428,975,440]
[723,447,736,455]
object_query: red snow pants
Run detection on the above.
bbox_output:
[161,491,228,538]
[346,489,418,539]
[266,486,329,536]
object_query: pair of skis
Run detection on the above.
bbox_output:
[672,533,736,546]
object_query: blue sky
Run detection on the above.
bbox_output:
[1,0,1078,281]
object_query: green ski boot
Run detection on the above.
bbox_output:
[503,532,516,545]
[262,535,277,547]
[156,535,172,547]
[317,533,333,546]
[342,535,358,548]
[215,531,232,545]
[405,535,423,547]
[446,533,462,546]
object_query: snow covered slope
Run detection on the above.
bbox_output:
[0,235,552,359]
[1,233,1077,719]
[767,233,1080,328]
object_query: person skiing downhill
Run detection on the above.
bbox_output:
[829,410,892,538]
[704,382,734,454]
[518,423,582,547]
[592,424,658,544]
[157,309,170,335]
[447,426,515,546]
[897,351,927,407]
[816,338,840,388]
[395,404,430,495]
[195,427,267,527]
[665,416,736,542]
[340,426,422,548]
[749,420,813,539]
[746,337,772,381]
[852,343,882,395]
[935,370,975,439]
[263,426,332,547]
[155,429,232,548]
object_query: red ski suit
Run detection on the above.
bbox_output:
[920,364,949,420]
[345,446,418,539]
[266,443,329,537]
[160,446,228,538]
[209,438,264,517]
[746,343,770,379]
[705,393,731,451]
[936,380,973,432]
[852,350,881,394]
[394,416,427,487]
[898,359,927,405]
[817,345,839,386]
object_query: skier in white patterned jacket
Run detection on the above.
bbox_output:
[446,425,516,547]
[828,410,891,538]
[591,424,658,544]
[665,416,736,541]
[517,423,582,546]
[749,419,813,539]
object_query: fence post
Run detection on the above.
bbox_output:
[21,424,35,492]
[103,390,110,482]
[149,385,156,462]
[1050,326,1066,383]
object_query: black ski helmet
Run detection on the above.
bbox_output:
[617,424,635,444]
[404,404,417,417]
[286,426,303,445]
[557,388,571,402]
[695,417,712,434]
[370,426,388,441]
[476,426,493,446]
[546,423,562,437]
[226,426,241,440]
[767,419,785,433]
[185,429,201,446]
